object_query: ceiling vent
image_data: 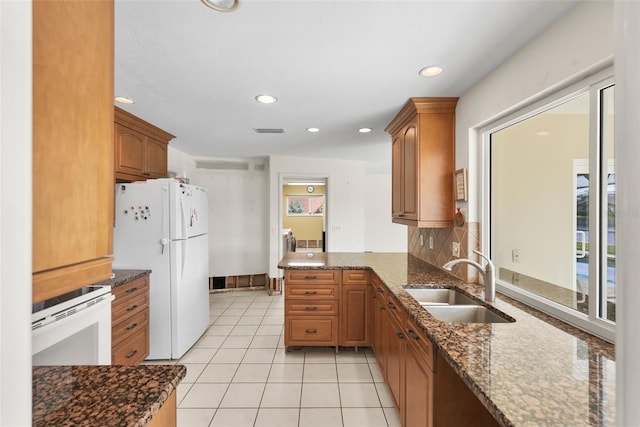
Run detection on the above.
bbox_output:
[195,159,249,170]
[253,128,284,134]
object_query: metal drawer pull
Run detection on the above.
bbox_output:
[126,323,138,331]
[396,331,405,339]
[304,306,318,311]
[304,291,317,295]
[388,302,396,310]
[305,329,317,334]
[125,349,138,359]
[304,275,318,279]
[407,329,420,341]
[377,287,384,293]
[125,287,138,294]
[126,304,139,312]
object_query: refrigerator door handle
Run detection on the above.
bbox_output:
[180,197,188,239]
[161,186,169,252]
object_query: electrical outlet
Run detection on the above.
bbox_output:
[452,242,460,258]
[512,249,520,263]
[429,236,434,250]
[419,235,424,247]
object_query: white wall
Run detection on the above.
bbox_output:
[190,163,269,277]
[0,1,32,424]
[455,0,614,223]
[268,155,367,278]
[364,174,407,253]
[616,1,640,424]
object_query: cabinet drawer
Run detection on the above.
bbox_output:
[112,326,149,365]
[386,292,405,326]
[286,317,338,346]
[113,276,148,306]
[112,308,149,346]
[285,270,340,285]
[285,300,338,316]
[342,270,370,285]
[405,317,434,371]
[113,290,148,322]
[285,284,339,300]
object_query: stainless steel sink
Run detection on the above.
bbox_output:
[425,305,514,324]
[404,288,478,306]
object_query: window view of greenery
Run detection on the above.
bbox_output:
[490,82,615,331]
[287,196,324,216]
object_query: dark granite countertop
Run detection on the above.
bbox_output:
[32,364,185,427]
[95,269,151,289]
[279,252,616,426]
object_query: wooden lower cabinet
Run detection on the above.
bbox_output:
[385,294,405,412]
[404,318,435,427]
[340,270,370,347]
[148,391,177,427]
[370,280,499,427]
[112,275,150,364]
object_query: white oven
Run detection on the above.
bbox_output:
[32,285,114,365]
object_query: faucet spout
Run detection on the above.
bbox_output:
[442,250,495,302]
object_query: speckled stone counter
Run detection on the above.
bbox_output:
[279,252,616,426]
[95,269,151,289]
[32,364,185,427]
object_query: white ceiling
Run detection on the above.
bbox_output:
[114,0,578,174]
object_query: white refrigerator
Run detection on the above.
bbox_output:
[113,178,210,360]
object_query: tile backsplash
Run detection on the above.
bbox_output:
[408,222,481,283]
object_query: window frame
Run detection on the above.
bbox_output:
[480,68,615,342]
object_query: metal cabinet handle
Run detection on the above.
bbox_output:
[126,304,139,312]
[304,275,318,280]
[305,329,317,334]
[396,331,405,340]
[407,329,420,341]
[125,287,138,294]
[126,323,138,331]
[388,302,396,310]
[304,291,317,295]
[304,306,318,311]
[125,349,138,359]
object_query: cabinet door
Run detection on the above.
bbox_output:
[146,137,168,178]
[340,284,369,347]
[32,0,114,302]
[404,337,434,427]
[385,311,404,411]
[373,283,387,375]
[402,120,418,220]
[391,133,403,217]
[115,123,146,177]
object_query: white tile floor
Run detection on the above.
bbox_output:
[160,290,402,427]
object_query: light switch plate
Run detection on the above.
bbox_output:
[452,242,460,258]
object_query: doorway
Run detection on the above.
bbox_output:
[281,177,327,255]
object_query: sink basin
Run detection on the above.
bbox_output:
[425,305,514,324]
[404,288,478,306]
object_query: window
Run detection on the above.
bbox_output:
[286,195,324,216]
[483,70,615,341]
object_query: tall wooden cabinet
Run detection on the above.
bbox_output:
[385,98,458,228]
[32,0,114,303]
[114,107,175,182]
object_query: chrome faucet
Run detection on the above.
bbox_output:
[443,250,496,302]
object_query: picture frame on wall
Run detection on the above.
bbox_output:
[454,168,468,201]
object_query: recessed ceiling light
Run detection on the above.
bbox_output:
[536,131,551,137]
[358,127,372,133]
[200,0,241,12]
[115,97,134,104]
[418,66,444,77]
[307,127,320,133]
[255,94,277,104]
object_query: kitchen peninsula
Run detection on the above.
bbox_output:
[279,252,615,426]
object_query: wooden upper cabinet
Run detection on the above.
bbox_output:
[114,107,174,182]
[385,98,458,228]
[32,0,115,303]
